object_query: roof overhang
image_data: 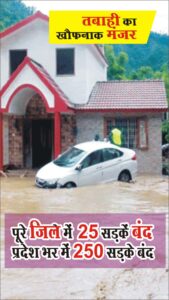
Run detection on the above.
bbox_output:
[76,108,168,113]
[0,11,48,39]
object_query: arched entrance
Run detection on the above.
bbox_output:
[0,56,73,170]
[5,86,54,169]
[24,94,54,168]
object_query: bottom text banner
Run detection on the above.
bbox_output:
[5,213,166,268]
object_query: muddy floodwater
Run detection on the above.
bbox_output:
[1,175,169,299]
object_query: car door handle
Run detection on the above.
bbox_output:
[96,166,102,170]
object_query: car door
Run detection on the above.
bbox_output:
[77,150,104,186]
[101,148,124,182]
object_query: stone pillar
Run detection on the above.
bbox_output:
[54,111,61,158]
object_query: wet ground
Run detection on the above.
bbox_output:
[0,175,169,299]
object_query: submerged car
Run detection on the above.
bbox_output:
[35,141,137,188]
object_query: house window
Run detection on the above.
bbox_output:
[56,48,74,75]
[105,118,148,149]
[10,49,27,75]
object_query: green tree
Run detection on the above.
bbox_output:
[113,33,169,73]
[104,45,128,80]
[0,0,34,31]
[162,121,169,143]
[130,66,154,80]
[161,64,169,103]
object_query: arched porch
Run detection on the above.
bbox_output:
[0,57,74,170]
[9,92,55,168]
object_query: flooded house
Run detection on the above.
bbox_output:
[0,11,168,174]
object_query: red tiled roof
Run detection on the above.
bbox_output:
[76,80,168,112]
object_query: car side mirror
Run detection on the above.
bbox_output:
[75,164,82,171]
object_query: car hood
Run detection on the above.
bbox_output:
[36,162,74,181]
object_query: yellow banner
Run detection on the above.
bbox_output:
[49,10,156,44]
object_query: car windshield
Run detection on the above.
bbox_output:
[53,147,86,167]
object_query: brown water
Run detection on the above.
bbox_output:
[1,175,169,299]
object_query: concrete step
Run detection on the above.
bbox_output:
[2,169,37,177]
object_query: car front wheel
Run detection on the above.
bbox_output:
[64,182,76,189]
[118,171,131,182]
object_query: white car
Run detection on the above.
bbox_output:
[35,141,137,188]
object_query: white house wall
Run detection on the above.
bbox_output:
[86,46,107,99]
[1,19,107,104]
[55,44,88,104]
[1,20,48,88]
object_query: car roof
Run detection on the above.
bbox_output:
[75,141,121,153]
